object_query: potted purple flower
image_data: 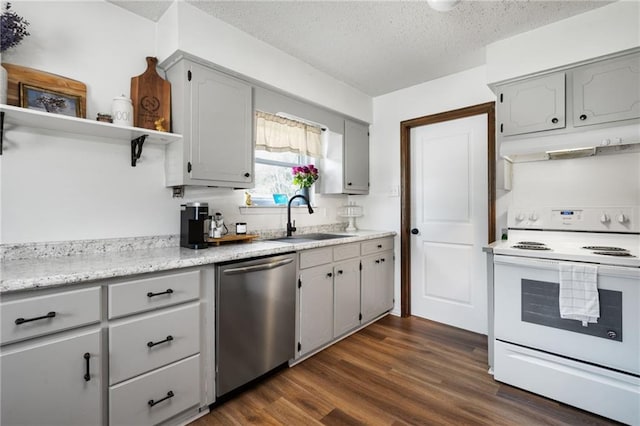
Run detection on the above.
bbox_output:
[292,164,319,204]
[1,2,30,103]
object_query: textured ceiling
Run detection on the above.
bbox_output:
[110,0,615,96]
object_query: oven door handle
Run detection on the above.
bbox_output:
[494,255,640,278]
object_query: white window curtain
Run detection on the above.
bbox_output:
[255,111,323,158]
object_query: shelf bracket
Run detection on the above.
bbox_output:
[131,134,147,167]
[1,111,4,155]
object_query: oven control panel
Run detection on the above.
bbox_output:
[509,206,638,232]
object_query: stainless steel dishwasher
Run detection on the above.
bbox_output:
[215,253,297,397]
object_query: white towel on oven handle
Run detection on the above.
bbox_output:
[558,263,599,327]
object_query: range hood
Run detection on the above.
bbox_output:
[500,124,640,162]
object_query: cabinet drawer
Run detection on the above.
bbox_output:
[1,287,100,345]
[109,303,200,385]
[361,238,394,256]
[108,270,200,319]
[299,247,333,269]
[333,243,360,261]
[109,354,200,426]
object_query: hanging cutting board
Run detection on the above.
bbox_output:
[130,57,171,131]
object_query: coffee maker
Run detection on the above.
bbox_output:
[180,202,209,249]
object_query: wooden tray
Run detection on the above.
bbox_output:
[207,234,259,246]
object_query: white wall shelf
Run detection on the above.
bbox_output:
[0,104,182,166]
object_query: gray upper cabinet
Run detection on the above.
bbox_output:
[573,53,640,127]
[343,120,370,194]
[164,58,254,188]
[498,72,566,137]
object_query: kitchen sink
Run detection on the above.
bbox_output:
[269,233,351,243]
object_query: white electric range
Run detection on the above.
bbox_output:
[491,206,640,425]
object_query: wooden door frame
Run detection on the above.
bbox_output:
[400,102,496,317]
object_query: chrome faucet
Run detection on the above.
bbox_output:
[287,195,314,236]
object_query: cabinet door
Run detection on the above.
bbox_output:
[333,259,361,337]
[343,120,369,194]
[361,251,394,323]
[1,329,102,426]
[299,265,334,355]
[189,62,253,186]
[498,73,565,136]
[573,53,640,127]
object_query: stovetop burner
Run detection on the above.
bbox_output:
[511,244,551,251]
[593,251,637,257]
[582,246,628,251]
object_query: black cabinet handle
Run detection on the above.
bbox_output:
[148,390,175,407]
[380,258,385,262]
[375,260,380,264]
[84,352,91,381]
[326,272,333,278]
[337,270,343,275]
[244,172,250,178]
[579,114,587,121]
[15,311,56,325]
[147,335,174,348]
[147,289,173,298]
[551,117,558,124]
[347,182,353,186]
[377,244,382,248]
[411,228,419,235]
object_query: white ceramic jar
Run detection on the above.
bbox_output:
[111,95,133,126]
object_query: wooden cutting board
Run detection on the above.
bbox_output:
[130,57,171,131]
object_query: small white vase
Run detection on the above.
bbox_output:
[0,64,8,105]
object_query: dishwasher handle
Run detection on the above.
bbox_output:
[222,257,294,275]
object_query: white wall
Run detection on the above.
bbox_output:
[156,1,372,124]
[0,1,348,244]
[486,1,640,84]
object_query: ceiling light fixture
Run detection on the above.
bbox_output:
[426,0,461,12]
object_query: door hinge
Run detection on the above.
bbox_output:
[297,342,301,352]
[359,313,362,321]
[298,278,302,289]
[187,70,192,81]
[187,162,192,173]
[499,93,503,103]
[500,123,503,133]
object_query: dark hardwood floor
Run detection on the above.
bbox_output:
[192,315,619,425]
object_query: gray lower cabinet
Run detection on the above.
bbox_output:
[361,251,394,324]
[573,53,640,127]
[164,56,254,188]
[1,328,103,426]
[333,258,361,337]
[497,72,566,136]
[297,238,394,358]
[299,263,334,356]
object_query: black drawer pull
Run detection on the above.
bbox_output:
[147,289,173,298]
[147,335,173,348]
[84,352,91,381]
[551,117,558,124]
[15,311,56,325]
[326,272,333,278]
[377,244,382,248]
[148,390,174,407]
[579,114,587,121]
[337,270,343,275]
[375,260,380,264]
[380,258,385,262]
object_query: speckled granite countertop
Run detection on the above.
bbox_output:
[1,231,396,294]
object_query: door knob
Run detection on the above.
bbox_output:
[411,228,419,235]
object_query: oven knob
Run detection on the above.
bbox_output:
[600,213,610,223]
[617,213,628,224]
[529,212,538,221]
[607,330,617,339]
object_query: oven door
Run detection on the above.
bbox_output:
[494,255,640,375]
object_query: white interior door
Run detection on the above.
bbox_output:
[410,114,488,334]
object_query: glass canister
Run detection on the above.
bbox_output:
[111,95,133,126]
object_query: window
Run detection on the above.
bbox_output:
[252,111,323,206]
